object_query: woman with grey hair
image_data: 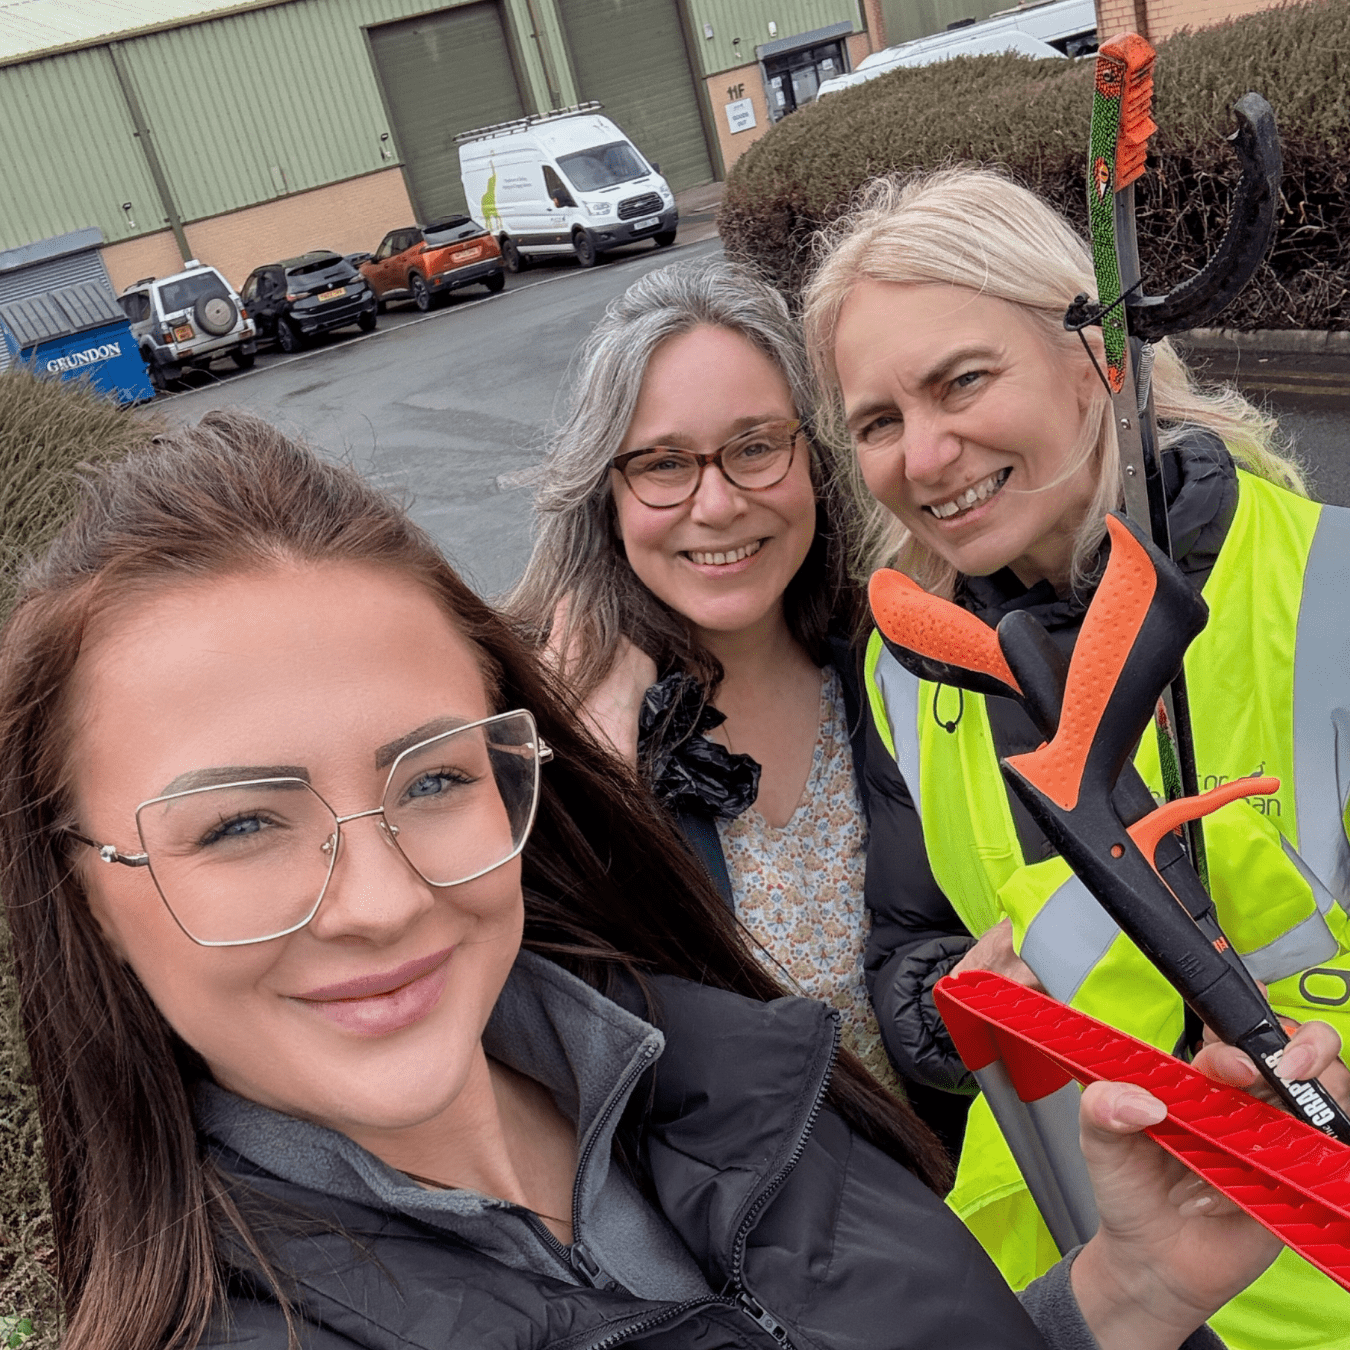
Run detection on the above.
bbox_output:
[508,259,962,1134]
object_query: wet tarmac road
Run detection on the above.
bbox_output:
[1182,348,1350,504]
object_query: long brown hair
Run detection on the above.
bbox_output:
[0,411,948,1350]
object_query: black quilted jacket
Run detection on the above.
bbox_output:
[198,972,1058,1350]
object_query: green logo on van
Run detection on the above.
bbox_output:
[481,161,503,232]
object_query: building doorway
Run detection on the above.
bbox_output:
[758,24,852,121]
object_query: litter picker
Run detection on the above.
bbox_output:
[935,969,1350,1293]
[1066,33,1282,886]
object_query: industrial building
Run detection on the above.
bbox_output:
[0,0,906,295]
[0,0,1248,300]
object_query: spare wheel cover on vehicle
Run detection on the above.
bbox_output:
[196,295,237,336]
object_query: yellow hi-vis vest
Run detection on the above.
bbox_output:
[866,471,1350,1350]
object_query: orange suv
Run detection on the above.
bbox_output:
[360,217,505,312]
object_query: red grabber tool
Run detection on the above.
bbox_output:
[870,515,1350,1150]
[935,970,1350,1293]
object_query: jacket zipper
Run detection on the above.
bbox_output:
[575,1292,793,1350]
[566,1016,839,1348]
[528,1040,661,1291]
[726,1009,842,1317]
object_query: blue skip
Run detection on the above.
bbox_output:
[0,282,155,404]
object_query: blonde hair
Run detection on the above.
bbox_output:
[802,168,1304,595]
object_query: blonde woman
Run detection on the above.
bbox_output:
[801,166,1350,1349]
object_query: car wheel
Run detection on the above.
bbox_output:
[230,347,256,370]
[145,353,167,392]
[276,318,304,354]
[654,230,677,248]
[484,271,506,294]
[376,296,387,314]
[196,294,238,335]
[358,309,378,332]
[410,273,434,312]
[501,236,524,273]
[573,231,598,268]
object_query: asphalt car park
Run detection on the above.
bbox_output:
[150,230,687,397]
[153,234,724,597]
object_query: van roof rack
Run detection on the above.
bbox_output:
[454,101,604,144]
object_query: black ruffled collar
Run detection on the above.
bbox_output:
[637,672,760,820]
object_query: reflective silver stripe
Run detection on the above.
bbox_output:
[1239,836,1340,983]
[1019,873,1120,1005]
[874,646,923,817]
[1242,911,1338,985]
[1292,504,1350,912]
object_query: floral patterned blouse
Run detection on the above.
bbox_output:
[715,668,904,1097]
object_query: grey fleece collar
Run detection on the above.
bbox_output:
[196,949,664,1238]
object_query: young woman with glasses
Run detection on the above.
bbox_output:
[0,406,1337,1350]
[507,259,965,1134]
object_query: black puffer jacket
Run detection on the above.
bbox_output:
[863,435,1239,1096]
[197,956,1082,1350]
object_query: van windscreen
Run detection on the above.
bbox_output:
[557,141,647,192]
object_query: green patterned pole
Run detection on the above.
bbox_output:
[1084,33,1208,886]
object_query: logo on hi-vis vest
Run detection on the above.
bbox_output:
[1200,763,1282,816]
[46,341,122,373]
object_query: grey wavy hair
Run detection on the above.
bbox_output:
[506,258,855,697]
[802,168,1305,598]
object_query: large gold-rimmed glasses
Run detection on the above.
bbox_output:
[69,710,552,947]
[611,418,802,509]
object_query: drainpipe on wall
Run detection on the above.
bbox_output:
[861,0,886,50]
[521,0,563,109]
[107,42,192,264]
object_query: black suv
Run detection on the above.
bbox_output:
[240,252,378,352]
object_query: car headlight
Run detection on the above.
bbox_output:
[586,201,613,217]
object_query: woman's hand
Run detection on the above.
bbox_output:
[952,917,1045,991]
[1192,1013,1350,1112]
[545,597,656,766]
[1071,1018,1345,1350]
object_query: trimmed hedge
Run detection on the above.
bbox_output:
[720,0,1350,330]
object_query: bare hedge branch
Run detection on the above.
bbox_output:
[720,0,1350,330]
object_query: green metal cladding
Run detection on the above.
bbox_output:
[0,45,160,250]
[0,0,557,250]
[685,0,861,75]
[0,0,882,253]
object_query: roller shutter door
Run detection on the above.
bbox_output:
[0,236,116,372]
[557,0,713,192]
[370,4,527,221]
[0,249,114,309]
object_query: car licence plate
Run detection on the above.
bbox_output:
[173,324,194,342]
[631,215,660,231]
[318,287,346,302]
[451,247,478,263]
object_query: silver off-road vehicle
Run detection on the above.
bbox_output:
[119,260,257,391]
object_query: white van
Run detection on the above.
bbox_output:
[457,103,678,271]
[816,0,1096,97]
